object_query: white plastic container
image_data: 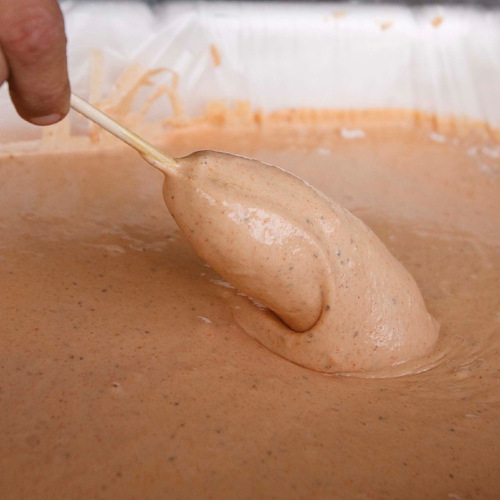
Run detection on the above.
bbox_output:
[1,1,500,147]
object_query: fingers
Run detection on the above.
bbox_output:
[0,0,70,125]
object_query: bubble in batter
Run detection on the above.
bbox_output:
[163,151,439,373]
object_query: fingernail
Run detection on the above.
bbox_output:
[30,113,63,126]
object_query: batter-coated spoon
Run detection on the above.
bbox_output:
[70,93,439,374]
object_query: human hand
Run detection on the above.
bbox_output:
[0,0,70,125]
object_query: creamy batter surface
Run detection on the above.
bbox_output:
[0,121,499,499]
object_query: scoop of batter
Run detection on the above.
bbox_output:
[162,151,439,373]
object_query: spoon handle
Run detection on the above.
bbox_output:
[70,93,178,174]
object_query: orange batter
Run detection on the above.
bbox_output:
[0,119,498,498]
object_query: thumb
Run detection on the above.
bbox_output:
[0,0,70,126]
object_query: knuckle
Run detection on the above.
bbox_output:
[2,7,65,62]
